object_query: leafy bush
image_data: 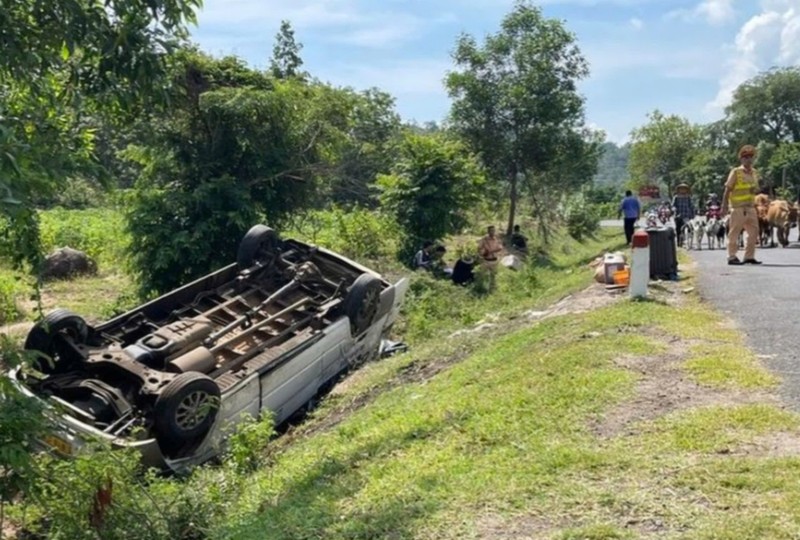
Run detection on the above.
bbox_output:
[34,177,108,209]
[0,337,47,518]
[22,447,223,540]
[594,201,618,219]
[0,272,24,323]
[125,74,346,295]
[564,195,601,240]
[285,207,401,263]
[377,132,485,264]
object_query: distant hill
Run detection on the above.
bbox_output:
[594,141,630,186]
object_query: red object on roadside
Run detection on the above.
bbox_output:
[632,230,649,248]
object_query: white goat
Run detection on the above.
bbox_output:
[686,216,706,250]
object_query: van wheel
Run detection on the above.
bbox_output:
[24,309,89,371]
[343,274,381,336]
[154,372,221,454]
[237,225,280,269]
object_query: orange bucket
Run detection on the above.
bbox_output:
[613,269,630,286]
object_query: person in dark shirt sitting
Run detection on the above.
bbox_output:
[510,225,527,252]
[451,254,475,286]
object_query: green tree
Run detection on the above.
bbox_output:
[0,0,200,268]
[126,52,349,294]
[726,67,800,145]
[270,20,304,79]
[594,142,631,186]
[328,88,402,207]
[766,142,800,198]
[628,111,702,196]
[376,133,485,262]
[527,127,604,241]
[446,0,590,236]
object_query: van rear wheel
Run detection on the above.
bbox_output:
[24,309,89,371]
[343,274,381,336]
[237,224,280,269]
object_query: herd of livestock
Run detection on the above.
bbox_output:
[658,194,799,251]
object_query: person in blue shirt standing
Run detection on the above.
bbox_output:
[617,190,641,245]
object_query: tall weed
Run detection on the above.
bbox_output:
[0,273,25,323]
[285,207,401,266]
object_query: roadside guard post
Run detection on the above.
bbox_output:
[630,230,649,299]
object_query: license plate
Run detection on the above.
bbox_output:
[43,434,72,456]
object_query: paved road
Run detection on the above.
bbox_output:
[690,240,800,409]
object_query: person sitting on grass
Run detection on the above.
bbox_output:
[413,240,434,270]
[451,253,476,286]
[510,225,527,252]
[430,245,453,278]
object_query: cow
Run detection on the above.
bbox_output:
[755,193,771,247]
[767,199,792,248]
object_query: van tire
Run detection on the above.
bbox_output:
[343,274,381,336]
[24,309,89,370]
[154,372,221,454]
[237,225,280,269]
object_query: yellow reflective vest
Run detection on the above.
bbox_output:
[730,167,758,208]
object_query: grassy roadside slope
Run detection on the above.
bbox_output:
[207,247,800,539]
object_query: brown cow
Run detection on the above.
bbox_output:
[755,193,771,247]
[767,199,792,247]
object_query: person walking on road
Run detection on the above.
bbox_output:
[618,190,641,245]
[671,183,695,248]
[722,145,762,265]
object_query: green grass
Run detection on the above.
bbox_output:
[399,228,628,343]
[0,207,136,325]
[196,257,800,540]
[38,206,131,270]
[685,343,779,389]
[38,271,138,323]
[13,220,800,539]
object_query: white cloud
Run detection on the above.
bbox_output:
[195,0,455,49]
[584,41,722,80]
[317,58,452,96]
[196,0,362,28]
[666,0,736,26]
[629,17,644,29]
[706,1,800,112]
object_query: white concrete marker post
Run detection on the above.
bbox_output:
[629,230,649,299]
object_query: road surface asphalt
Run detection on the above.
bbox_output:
[601,218,800,408]
[690,237,800,409]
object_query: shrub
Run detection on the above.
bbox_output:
[285,207,401,263]
[376,132,485,264]
[0,272,25,323]
[564,195,601,240]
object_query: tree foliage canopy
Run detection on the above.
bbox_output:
[726,67,800,145]
[125,50,354,294]
[377,133,485,261]
[270,20,304,79]
[0,0,200,269]
[446,0,592,234]
[628,111,702,195]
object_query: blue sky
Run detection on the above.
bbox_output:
[190,0,800,143]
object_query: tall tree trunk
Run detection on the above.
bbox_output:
[506,167,518,237]
[532,191,551,245]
